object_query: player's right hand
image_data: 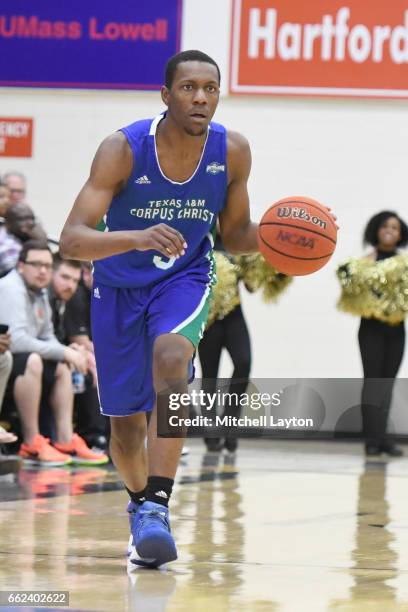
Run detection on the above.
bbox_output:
[133,224,188,258]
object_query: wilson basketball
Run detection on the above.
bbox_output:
[258,196,337,276]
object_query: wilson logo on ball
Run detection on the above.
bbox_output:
[277,207,327,229]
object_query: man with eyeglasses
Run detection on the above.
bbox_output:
[0,240,106,466]
[0,203,47,277]
[49,255,109,460]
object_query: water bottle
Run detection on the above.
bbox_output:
[72,370,85,394]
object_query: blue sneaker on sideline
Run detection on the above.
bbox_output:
[134,501,177,567]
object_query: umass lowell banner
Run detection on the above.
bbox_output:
[0,0,182,90]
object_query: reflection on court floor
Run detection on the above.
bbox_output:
[0,439,408,612]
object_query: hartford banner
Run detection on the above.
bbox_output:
[230,0,408,98]
[0,0,182,90]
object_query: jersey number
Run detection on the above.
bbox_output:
[153,255,176,270]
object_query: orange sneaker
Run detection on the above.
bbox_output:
[53,434,109,466]
[19,434,73,467]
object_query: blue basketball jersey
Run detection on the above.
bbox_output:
[93,113,228,288]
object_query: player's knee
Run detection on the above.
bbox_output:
[26,353,43,378]
[110,415,146,452]
[154,344,189,377]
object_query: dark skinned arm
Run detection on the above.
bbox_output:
[219,131,258,254]
[59,132,186,261]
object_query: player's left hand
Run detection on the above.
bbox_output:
[325,206,339,230]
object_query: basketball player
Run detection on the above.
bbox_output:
[60,50,335,567]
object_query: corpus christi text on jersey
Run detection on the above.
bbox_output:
[168,415,315,429]
[130,199,215,223]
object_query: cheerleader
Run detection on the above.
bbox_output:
[337,211,408,456]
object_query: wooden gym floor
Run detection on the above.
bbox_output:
[0,439,408,612]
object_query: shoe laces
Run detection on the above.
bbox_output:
[137,508,169,534]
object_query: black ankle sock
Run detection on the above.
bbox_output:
[125,486,146,505]
[145,476,174,507]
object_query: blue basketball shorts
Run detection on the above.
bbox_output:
[91,269,213,416]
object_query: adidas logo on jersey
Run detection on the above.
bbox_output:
[135,175,151,184]
[94,287,101,299]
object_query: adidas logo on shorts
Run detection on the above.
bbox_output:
[135,175,151,184]
[94,287,101,299]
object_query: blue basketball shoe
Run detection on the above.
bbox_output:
[134,501,177,567]
[127,501,156,568]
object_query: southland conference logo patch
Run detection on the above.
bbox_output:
[206,161,225,175]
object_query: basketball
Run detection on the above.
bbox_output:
[258,196,337,276]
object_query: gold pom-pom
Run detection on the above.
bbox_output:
[206,252,293,329]
[336,254,408,325]
[206,252,241,327]
[235,253,293,302]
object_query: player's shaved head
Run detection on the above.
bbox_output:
[165,50,220,89]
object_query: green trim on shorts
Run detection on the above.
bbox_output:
[207,248,217,288]
[172,286,213,348]
[173,236,217,347]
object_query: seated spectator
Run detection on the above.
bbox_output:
[0,181,11,218]
[0,240,108,466]
[3,171,26,205]
[49,256,109,453]
[0,328,16,443]
[0,328,21,473]
[49,255,83,344]
[64,261,92,350]
[0,203,47,277]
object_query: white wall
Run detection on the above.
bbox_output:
[1,0,408,381]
